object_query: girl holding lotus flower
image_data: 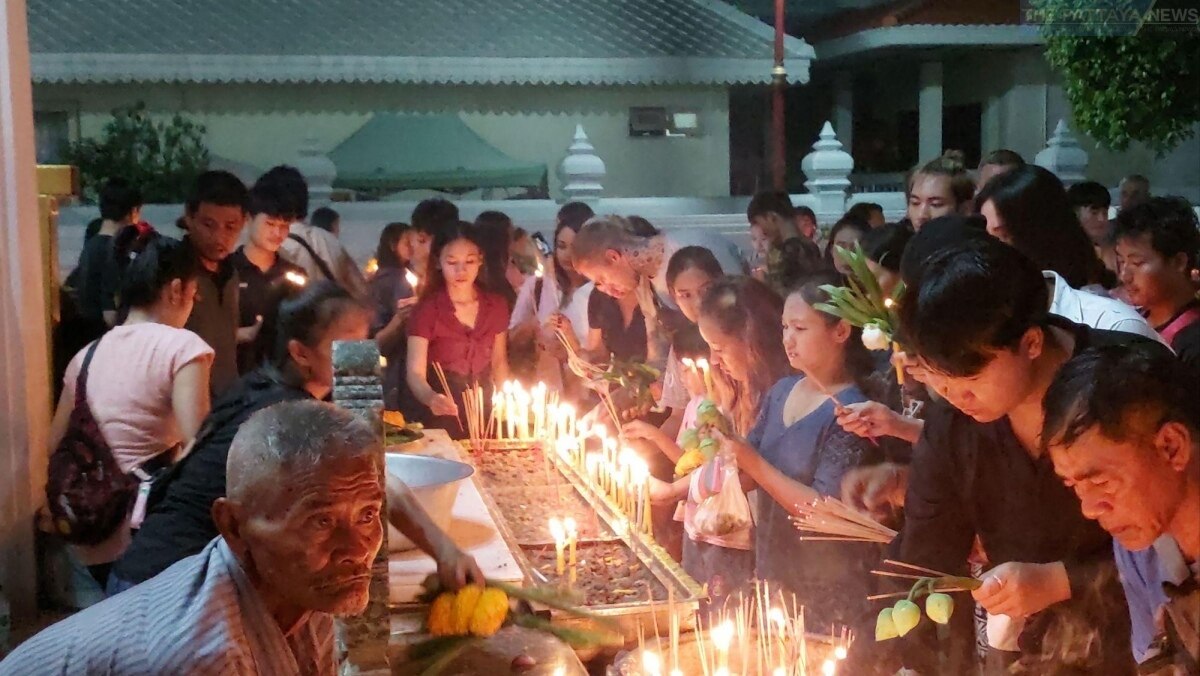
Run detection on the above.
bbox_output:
[712,273,883,632]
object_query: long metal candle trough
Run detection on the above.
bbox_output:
[431,439,704,641]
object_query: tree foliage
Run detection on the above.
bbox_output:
[1033,0,1200,155]
[64,102,210,203]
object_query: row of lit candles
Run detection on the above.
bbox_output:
[493,380,577,442]
[547,516,578,586]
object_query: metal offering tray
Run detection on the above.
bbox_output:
[463,438,705,641]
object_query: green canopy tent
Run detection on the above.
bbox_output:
[329,113,546,196]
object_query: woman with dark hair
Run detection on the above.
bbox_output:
[407,221,510,436]
[473,210,519,309]
[976,164,1111,291]
[369,222,419,413]
[860,223,912,298]
[825,216,871,276]
[655,246,725,421]
[719,272,881,632]
[111,281,482,594]
[48,235,213,590]
[697,276,792,438]
[509,211,594,391]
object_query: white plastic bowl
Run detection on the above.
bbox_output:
[385,452,474,551]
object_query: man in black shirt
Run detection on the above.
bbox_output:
[180,171,248,397]
[74,178,142,327]
[1114,197,1200,370]
[228,182,303,374]
[892,238,1138,673]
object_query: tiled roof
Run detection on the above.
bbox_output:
[807,0,1021,42]
[28,0,814,86]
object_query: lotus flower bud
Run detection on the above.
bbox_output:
[925,592,954,625]
[875,608,899,641]
[861,323,890,351]
[892,599,921,636]
[680,428,701,452]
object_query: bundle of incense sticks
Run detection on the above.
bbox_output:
[431,361,462,429]
[866,559,979,601]
[555,329,605,380]
[790,496,898,543]
[553,329,622,425]
[460,383,489,451]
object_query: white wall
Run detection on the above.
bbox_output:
[34,82,733,199]
[830,46,1200,203]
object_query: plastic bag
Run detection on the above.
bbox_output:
[693,453,753,538]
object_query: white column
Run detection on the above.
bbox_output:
[833,71,854,153]
[918,61,944,163]
[1,0,53,619]
[981,94,1002,155]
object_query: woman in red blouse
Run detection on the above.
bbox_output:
[407,221,511,436]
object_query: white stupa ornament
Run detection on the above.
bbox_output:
[558,124,606,204]
[1035,119,1089,187]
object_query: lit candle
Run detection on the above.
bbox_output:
[378,355,387,369]
[695,357,713,398]
[284,271,308,287]
[586,453,601,487]
[548,517,566,578]
[564,517,578,587]
[404,268,420,291]
[835,645,848,660]
[712,621,734,671]
[822,658,837,676]
[533,260,544,316]
[642,651,662,676]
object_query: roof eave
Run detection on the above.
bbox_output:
[31,54,813,86]
[814,24,1043,63]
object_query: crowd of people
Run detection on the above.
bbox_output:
[4,149,1198,675]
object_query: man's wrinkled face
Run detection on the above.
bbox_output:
[1049,422,1191,551]
[575,251,638,299]
[188,203,246,265]
[237,454,384,616]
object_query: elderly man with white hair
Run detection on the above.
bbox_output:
[3,400,443,674]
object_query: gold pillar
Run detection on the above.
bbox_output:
[35,164,78,407]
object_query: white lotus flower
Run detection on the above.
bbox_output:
[862,323,890,351]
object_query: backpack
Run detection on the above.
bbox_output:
[45,339,137,545]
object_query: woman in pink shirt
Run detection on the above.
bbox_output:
[48,233,214,589]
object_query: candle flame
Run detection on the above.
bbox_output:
[822,658,837,676]
[405,268,420,289]
[712,621,735,651]
[563,517,577,537]
[284,271,308,287]
[680,356,696,369]
[695,358,710,371]
[834,645,848,660]
[379,356,387,368]
[364,258,379,276]
[535,260,545,279]
[768,607,787,629]
[642,651,662,673]
[772,669,787,676]
[548,517,565,541]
